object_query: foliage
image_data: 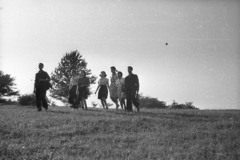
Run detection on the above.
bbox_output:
[1,99,18,105]
[0,98,7,103]
[169,100,198,109]
[0,70,19,97]
[49,50,97,104]
[18,94,54,106]
[0,105,239,159]
[92,101,98,108]
[138,93,167,109]
[48,99,57,107]
[18,94,36,106]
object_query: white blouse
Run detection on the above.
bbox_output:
[110,74,118,83]
[116,78,125,88]
[98,77,109,86]
[70,76,79,86]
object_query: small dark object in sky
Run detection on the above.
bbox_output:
[166,43,168,45]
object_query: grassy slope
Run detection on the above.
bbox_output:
[0,105,240,160]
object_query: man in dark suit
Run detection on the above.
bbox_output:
[33,63,50,111]
[124,66,140,112]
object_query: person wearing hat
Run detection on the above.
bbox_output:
[95,71,110,109]
[124,66,140,112]
[33,63,50,111]
[110,66,119,110]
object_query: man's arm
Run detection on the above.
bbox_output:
[39,72,50,82]
[45,72,50,81]
[124,76,128,93]
[136,75,139,93]
[47,72,50,81]
[33,74,37,93]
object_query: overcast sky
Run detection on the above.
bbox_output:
[1,0,239,109]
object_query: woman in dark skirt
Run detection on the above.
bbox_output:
[95,71,110,109]
[68,70,80,109]
[78,70,90,110]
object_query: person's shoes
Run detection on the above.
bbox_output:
[37,109,42,111]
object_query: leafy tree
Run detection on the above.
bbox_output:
[49,50,97,104]
[0,70,19,97]
[138,93,167,109]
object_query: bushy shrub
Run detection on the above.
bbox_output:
[139,94,167,109]
[18,94,36,106]
[92,101,98,108]
[169,101,198,109]
[0,98,7,103]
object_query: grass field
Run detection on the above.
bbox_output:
[0,105,240,160]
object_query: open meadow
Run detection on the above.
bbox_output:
[0,105,240,160]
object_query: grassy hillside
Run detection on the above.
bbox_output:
[0,105,240,160]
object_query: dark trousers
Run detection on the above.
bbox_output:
[126,90,140,111]
[36,86,48,110]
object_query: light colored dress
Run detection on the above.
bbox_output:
[109,73,118,98]
[69,76,79,89]
[116,78,125,99]
[68,75,80,105]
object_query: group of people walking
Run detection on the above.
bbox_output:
[33,63,140,112]
[95,66,140,112]
[68,69,90,109]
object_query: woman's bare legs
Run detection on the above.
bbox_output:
[111,97,119,110]
[83,99,88,109]
[103,98,108,109]
[101,99,105,109]
[120,98,126,110]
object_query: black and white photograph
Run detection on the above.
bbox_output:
[0,0,239,159]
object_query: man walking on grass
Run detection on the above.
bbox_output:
[33,63,50,111]
[124,66,140,112]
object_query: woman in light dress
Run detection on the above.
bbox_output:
[95,71,110,109]
[78,70,90,110]
[68,69,80,109]
[115,71,126,110]
[109,66,119,110]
